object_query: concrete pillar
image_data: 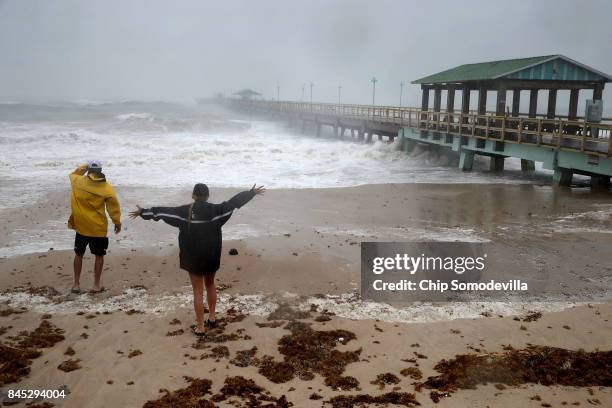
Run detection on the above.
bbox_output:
[378,134,383,141]
[351,129,355,138]
[333,124,338,138]
[316,122,321,137]
[593,83,604,101]
[591,175,610,189]
[528,90,538,118]
[521,159,536,172]
[496,87,507,116]
[358,124,365,141]
[553,167,573,187]
[511,90,521,117]
[477,87,487,115]
[459,150,475,171]
[568,89,579,120]
[489,155,505,172]
[447,87,455,113]
[366,132,373,143]
[339,127,345,138]
[461,87,470,132]
[421,86,430,111]
[433,88,442,123]
[547,89,557,119]
[404,139,416,154]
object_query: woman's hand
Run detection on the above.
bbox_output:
[251,184,266,195]
[129,205,144,219]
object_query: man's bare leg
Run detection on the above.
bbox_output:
[73,254,83,291]
[204,274,216,322]
[189,273,205,334]
[93,255,104,291]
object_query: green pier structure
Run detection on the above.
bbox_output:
[229,55,612,188]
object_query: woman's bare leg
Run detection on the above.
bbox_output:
[189,273,205,333]
[204,273,216,322]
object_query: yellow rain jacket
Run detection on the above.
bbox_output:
[68,165,121,237]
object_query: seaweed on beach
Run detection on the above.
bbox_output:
[325,391,420,407]
[142,376,292,408]
[0,320,64,385]
[255,321,285,328]
[201,345,229,360]
[400,367,423,380]
[143,377,213,408]
[0,307,27,317]
[211,376,292,407]
[324,375,360,391]
[190,315,249,347]
[418,345,612,401]
[370,372,400,389]
[5,285,60,299]
[230,346,258,367]
[257,320,361,387]
[57,359,81,372]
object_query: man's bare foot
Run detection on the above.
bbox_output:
[71,286,81,294]
[89,286,105,294]
[192,324,206,336]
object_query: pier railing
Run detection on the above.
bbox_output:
[232,100,612,157]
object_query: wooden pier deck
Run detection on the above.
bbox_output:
[229,99,612,187]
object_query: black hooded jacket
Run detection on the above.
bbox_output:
[140,189,255,274]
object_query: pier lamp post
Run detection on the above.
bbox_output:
[301,84,305,102]
[371,77,378,106]
[276,81,280,102]
[310,82,314,104]
[338,85,342,104]
[400,81,404,107]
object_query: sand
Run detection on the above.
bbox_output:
[1,183,611,407]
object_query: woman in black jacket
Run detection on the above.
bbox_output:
[129,183,265,335]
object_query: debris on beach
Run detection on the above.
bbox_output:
[267,304,311,321]
[400,367,423,380]
[418,346,612,401]
[211,376,292,407]
[201,345,229,360]
[230,346,258,367]
[325,391,420,407]
[125,309,144,315]
[522,311,543,322]
[256,321,284,328]
[143,377,213,408]
[57,359,81,372]
[64,346,75,356]
[142,376,292,407]
[370,372,400,389]
[166,329,184,336]
[128,349,143,358]
[261,320,361,387]
[169,318,181,325]
[0,307,27,317]
[228,248,239,255]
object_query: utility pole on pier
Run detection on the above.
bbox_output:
[276,81,280,102]
[310,82,314,104]
[338,85,342,104]
[400,81,404,107]
[301,84,305,102]
[371,77,378,106]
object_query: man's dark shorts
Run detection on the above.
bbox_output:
[74,233,109,256]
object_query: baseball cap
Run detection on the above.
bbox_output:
[87,160,103,171]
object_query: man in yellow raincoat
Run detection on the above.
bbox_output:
[68,160,121,293]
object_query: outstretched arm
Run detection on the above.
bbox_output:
[218,184,265,214]
[129,204,189,228]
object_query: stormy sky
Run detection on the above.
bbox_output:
[1,0,611,111]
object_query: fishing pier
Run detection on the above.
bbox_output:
[230,55,612,187]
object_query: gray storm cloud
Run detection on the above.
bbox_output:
[0,0,610,111]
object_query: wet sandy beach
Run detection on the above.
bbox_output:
[1,183,611,407]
